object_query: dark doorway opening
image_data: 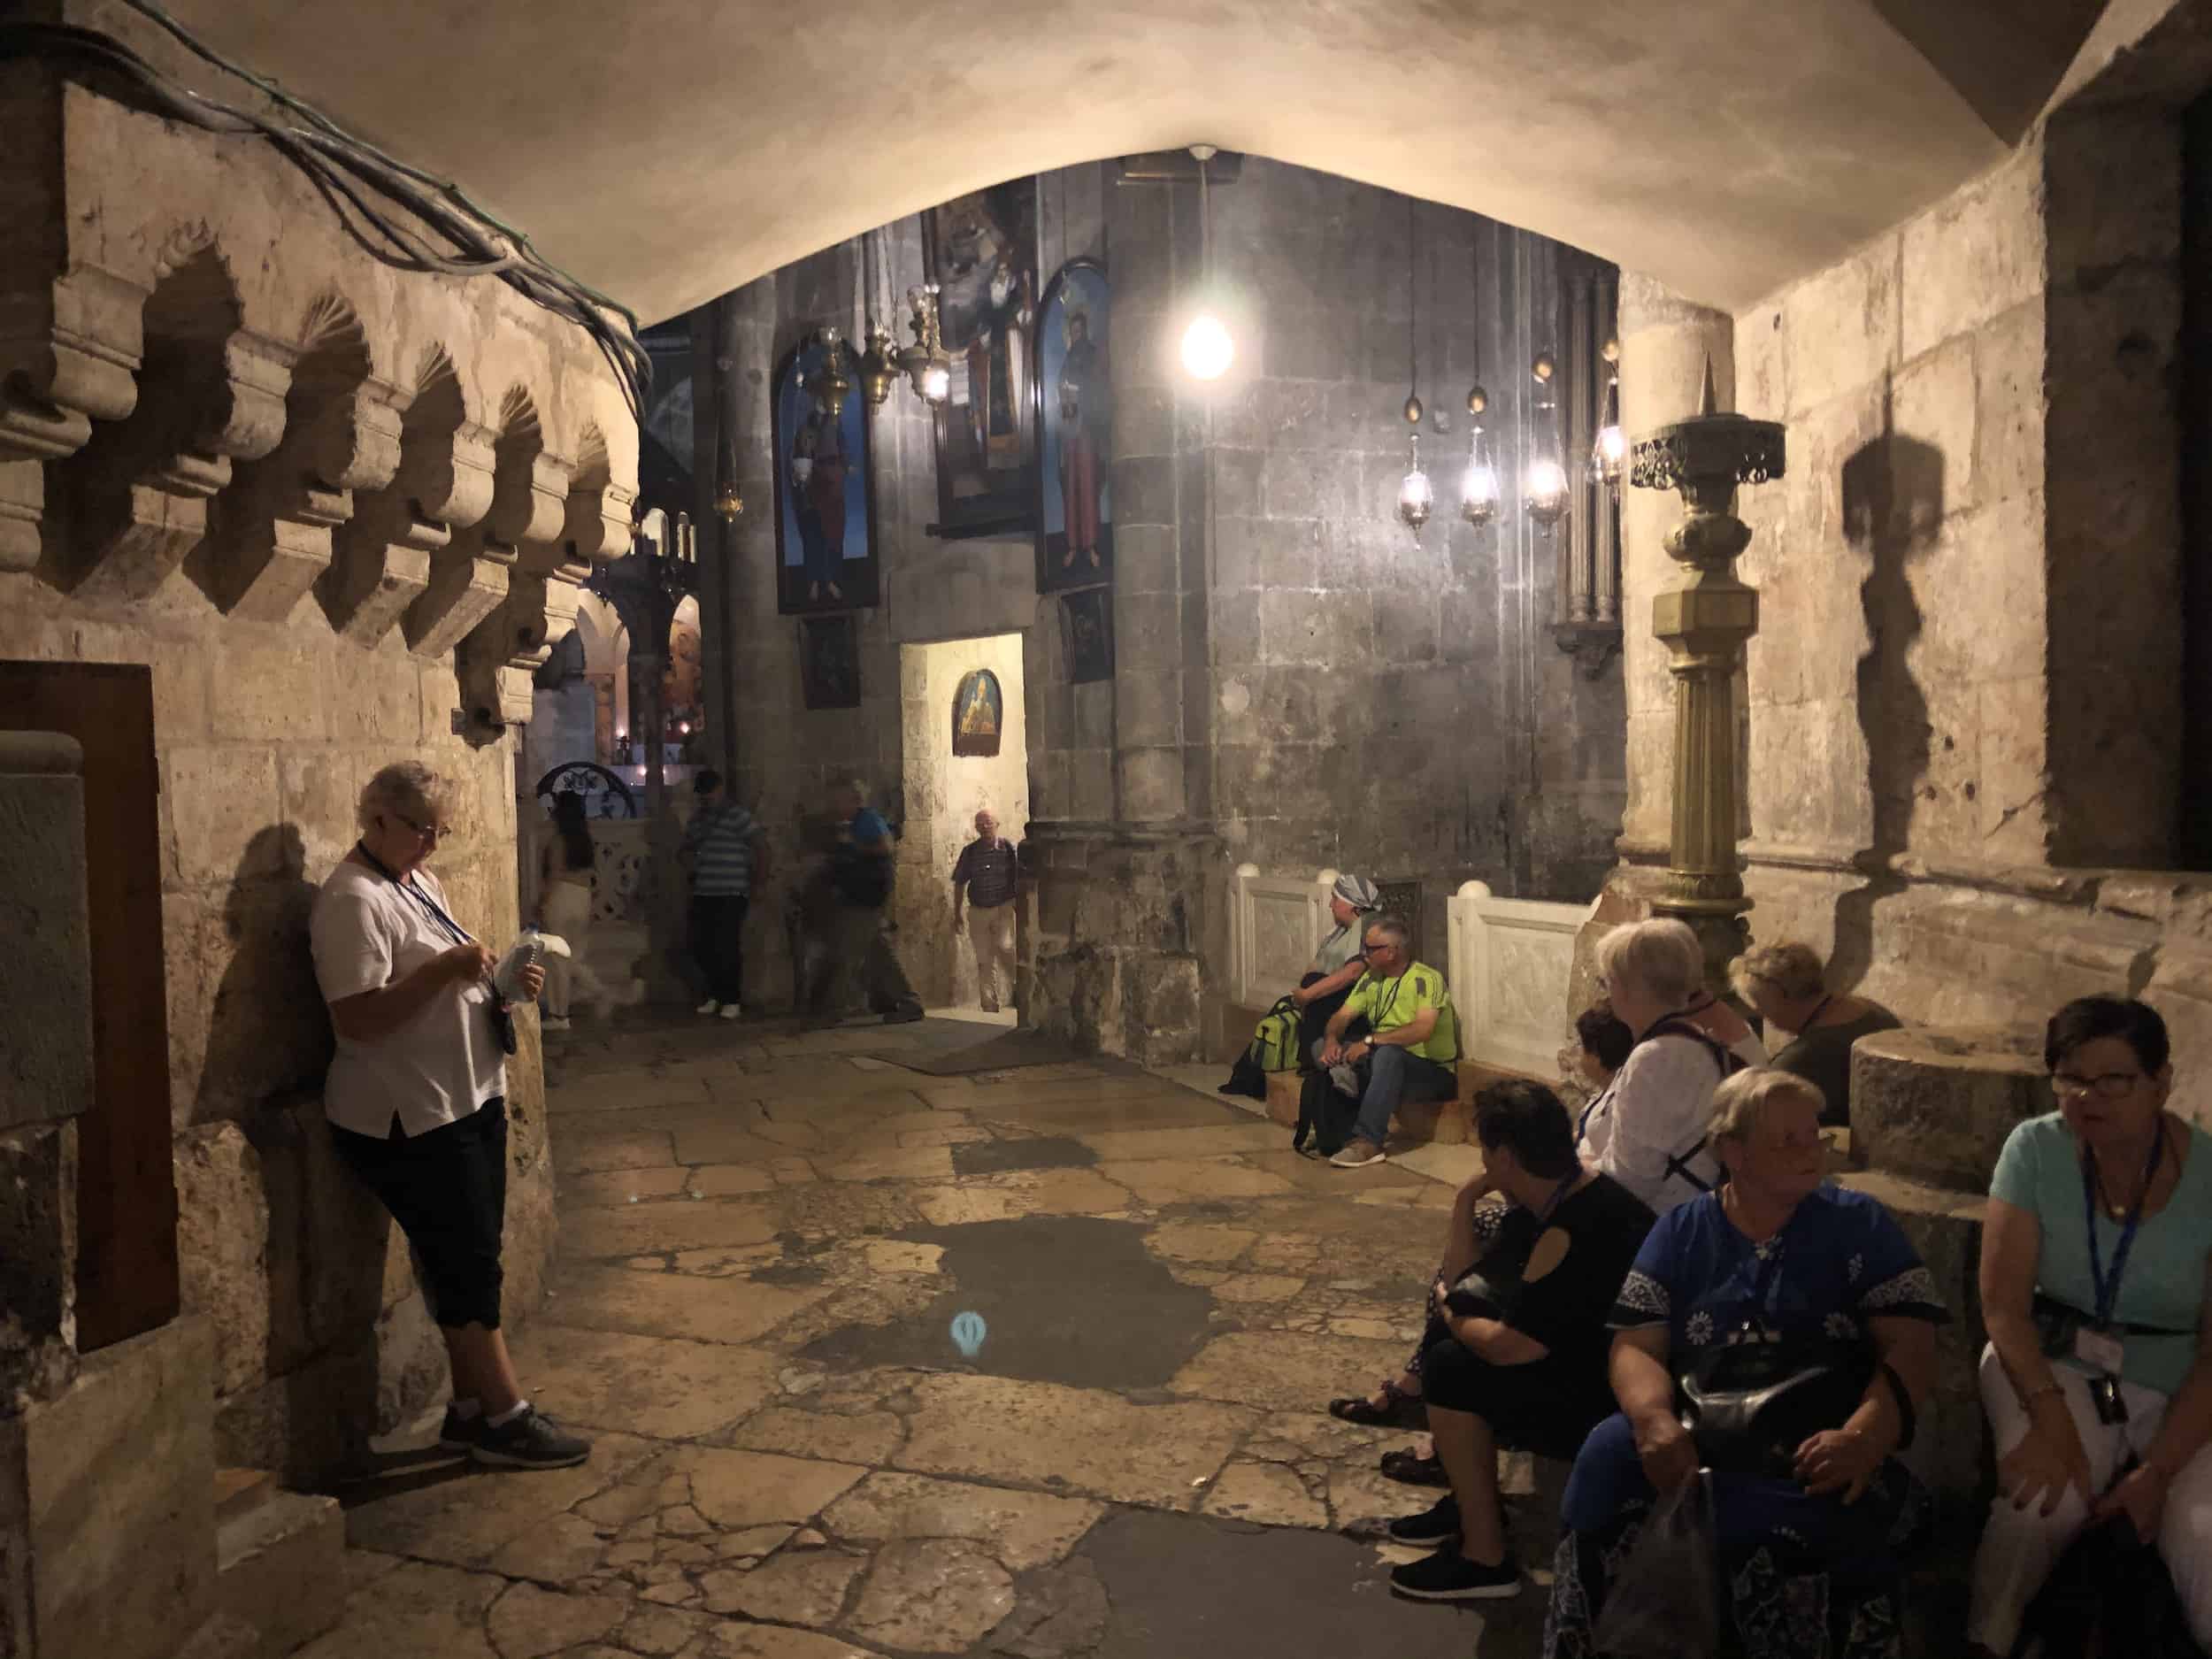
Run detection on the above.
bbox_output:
[0,661,180,1348]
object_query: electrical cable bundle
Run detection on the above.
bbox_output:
[0,0,650,426]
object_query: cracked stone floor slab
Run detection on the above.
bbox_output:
[303,1014,1549,1659]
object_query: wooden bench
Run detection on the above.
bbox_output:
[1262,1057,1551,1145]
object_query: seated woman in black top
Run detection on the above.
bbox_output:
[1383,1080,1657,1603]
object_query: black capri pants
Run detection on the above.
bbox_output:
[1418,1317,1613,1461]
[332,1096,508,1330]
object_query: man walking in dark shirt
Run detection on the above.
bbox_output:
[951,808,1019,1013]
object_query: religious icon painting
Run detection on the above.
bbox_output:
[950,668,1003,757]
[922,181,1040,540]
[772,333,879,615]
[1063,588,1113,684]
[798,614,862,710]
[1034,258,1112,594]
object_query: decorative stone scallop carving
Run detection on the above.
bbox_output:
[58,329,295,603]
[198,373,408,622]
[0,266,153,571]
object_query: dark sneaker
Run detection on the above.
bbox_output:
[471,1408,591,1470]
[1385,1494,1461,1548]
[436,1404,484,1452]
[1389,1550,1521,1602]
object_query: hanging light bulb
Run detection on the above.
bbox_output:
[1181,313,1234,380]
[1590,337,1624,487]
[1525,350,1569,532]
[1461,399,1501,528]
[1397,432,1433,542]
[1180,145,1234,382]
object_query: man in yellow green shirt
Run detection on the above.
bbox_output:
[1317,915,1461,1168]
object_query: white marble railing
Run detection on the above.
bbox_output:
[1227,864,1341,1008]
[1448,879,1594,1077]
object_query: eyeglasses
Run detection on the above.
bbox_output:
[2051,1071,2145,1101]
[1361,941,1394,956]
[389,810,453,844]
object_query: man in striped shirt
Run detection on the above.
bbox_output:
[680,771,765,1019]
[951,809,1019,1012]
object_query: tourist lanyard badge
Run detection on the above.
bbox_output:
[2079,1130,2164,1424]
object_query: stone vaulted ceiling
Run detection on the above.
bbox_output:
[160,0,2113,325]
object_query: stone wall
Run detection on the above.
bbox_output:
[0,587,554,1478]
[695,160,1626,1056]
[1608,4,2212,1110]
[0,59,635,1496]
[894,633,1030,1008]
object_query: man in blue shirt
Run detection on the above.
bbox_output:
[680,771,764,1019]
[813,778,921,1025]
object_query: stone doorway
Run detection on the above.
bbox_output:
[896,634,1028,1011]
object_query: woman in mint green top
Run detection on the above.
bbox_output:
[1967,996,2212,1655]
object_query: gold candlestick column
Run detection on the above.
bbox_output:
[1628,362,1785,986]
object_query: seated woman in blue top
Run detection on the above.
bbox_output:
[1545,1067,1947,1659]
[1968,995,2212,1655]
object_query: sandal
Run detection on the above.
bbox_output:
[1379,1446,1448,1487]
[1327,1379,1427,1429]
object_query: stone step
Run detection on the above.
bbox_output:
[212,1466,276,1524]
[215,1480,345,1658]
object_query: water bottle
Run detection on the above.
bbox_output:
[492,926,544,1002]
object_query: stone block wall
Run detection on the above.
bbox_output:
[695,160,1625,1052]
[0,58,635,1494]
[0,588,555,1477]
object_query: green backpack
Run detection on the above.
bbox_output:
[1248,994,1302,1073]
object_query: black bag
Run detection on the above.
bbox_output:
[2011,1508,2200,1659]
[1592,1471,1722,1658]
[1677,1335,1870,1479]
[1293,1071,1363,1156]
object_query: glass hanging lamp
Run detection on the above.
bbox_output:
[1461,382,1501,527]
[1525,349,1569,532]
[1395,200,1429,541]
[1589,336,1624,487]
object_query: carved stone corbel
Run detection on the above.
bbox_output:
[561,476,638,579]
[62,330,294,603]
[0,265,150,571]
[503,451,576,575]
[401,420,511,657]
[202,378,406,621]
[322,411,497,646]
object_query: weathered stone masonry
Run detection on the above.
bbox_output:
[0,44,637,1659]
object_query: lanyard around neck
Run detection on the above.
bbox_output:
[2084,1126,2165,1327]
[354,841,474,949]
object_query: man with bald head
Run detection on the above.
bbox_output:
[951,808,1019,1013]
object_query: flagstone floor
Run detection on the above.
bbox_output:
[299,1014,1558,1659]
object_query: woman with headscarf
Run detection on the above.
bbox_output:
[1219,873,1382,1099]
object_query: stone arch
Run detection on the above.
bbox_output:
[560,417,636,574]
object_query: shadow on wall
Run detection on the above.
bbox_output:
[1836,384,1943,988]
[186,826,393,1480]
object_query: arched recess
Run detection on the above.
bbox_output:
[47,243,291,603]
[193,288,400,622]
[324,343,486,644]
[563,418,637,580]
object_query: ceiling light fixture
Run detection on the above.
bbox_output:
[1396,196,1430,541]
[1179,144,1233,381]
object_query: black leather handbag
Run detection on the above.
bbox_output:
[1677,1334,1870,1479]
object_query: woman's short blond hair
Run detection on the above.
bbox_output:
[1708,1066,1826,1145]
[357,761,455,835]
[1594,918,1704,1010]
[1729,941,1827,1003]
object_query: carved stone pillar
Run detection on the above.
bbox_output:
[1627,365,1785,985]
